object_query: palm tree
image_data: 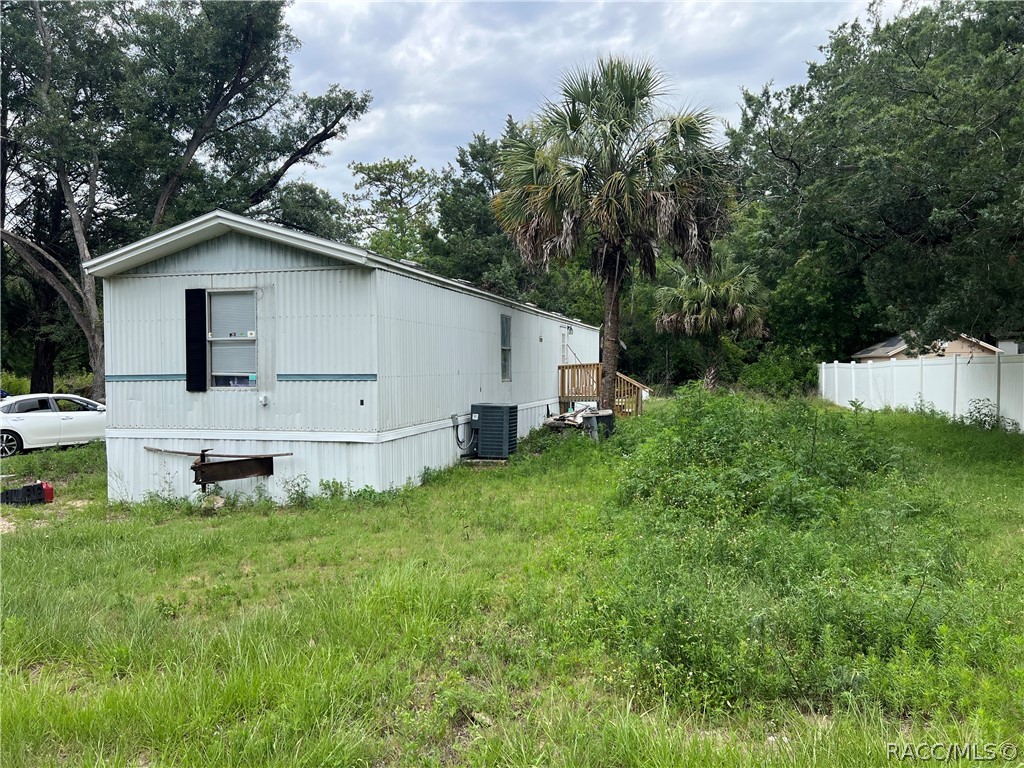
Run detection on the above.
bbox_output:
[494,57,730,410]
[655,258,767,388]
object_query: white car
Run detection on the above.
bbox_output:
[0,394,107,458]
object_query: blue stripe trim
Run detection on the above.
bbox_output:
[107,374,186,382]
[277,373,377,382]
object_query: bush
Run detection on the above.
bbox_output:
[0,371,30,396]
[739,346,818,398]
[0,370,95,398]
[579,386,995,713]
[54,370,95,398]
[960,398,1021,433]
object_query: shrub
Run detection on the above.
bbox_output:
[54,370,95,398]
[960,398,1021,433]
[0,370,95,398]
[0,371,30,396]
[739,345,818,398]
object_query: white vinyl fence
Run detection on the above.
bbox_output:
[819,354,1024,428]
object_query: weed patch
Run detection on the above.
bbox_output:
[576,386,1021,720]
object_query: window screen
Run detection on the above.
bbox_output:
[500,314,512,381]
[209,292,256,387]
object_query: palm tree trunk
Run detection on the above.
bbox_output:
[599,276,621,410]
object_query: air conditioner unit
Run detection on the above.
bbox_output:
[470,403,518,459]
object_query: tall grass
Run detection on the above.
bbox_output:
[2,394,1022,765]
[575,388,1023,730]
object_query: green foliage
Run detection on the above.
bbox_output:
[656,258,766,340]
[729,1,1024,347]
[340,156,440,261]
[901,396,1023,435]
[53,371,95,398]
[959,398,1022,434]
[581,388,1020,715]
[1,371,30,396]
[767,246,881,361]
[422,133,510,283]
[281,473,313,508]
[419,133,605,327]
[253,181,361,242]
[739,346,819,398]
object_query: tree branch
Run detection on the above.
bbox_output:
[1,230,90,332]
[152,11,264,227]
[246,107,354,209]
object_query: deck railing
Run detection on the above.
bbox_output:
[558,363,649,417]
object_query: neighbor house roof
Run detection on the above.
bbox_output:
[852,335,908,359]
[852,332,1003,360]
[958,334,1003,354]
[84,209,598,330]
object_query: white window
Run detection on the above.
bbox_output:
[209,292,257,387]
[501,314,512,381]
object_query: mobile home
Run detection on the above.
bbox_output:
[86,210,599,501]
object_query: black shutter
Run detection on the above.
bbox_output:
[185,289,208,392]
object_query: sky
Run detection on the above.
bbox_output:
[283,1,888,197]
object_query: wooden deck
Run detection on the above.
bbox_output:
[557,363,650,417]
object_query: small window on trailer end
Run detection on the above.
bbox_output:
[501,314,512,381]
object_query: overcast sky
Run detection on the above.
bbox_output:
[284,1,889,197]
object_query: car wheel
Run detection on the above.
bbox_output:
[1,430,22,459]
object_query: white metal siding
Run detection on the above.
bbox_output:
[105,261,376,434]
[107,436,378,502]
[122,232,339,274]
[375,271,599,431]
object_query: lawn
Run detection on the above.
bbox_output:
[1,392,1022,766]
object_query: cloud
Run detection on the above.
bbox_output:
[283,0,890,196]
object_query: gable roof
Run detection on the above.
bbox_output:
[84,209,598,330]
[853,332,1003,360]
[852,335,907,359]
[958,333,1003,354]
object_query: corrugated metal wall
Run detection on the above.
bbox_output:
[375,270,599,431]
[122,232,339,274]
[105,240,377,435]
[108,436,378,502]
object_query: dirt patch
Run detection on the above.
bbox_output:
[0,515,15,534]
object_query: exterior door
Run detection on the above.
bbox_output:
[52,397,105,445]
[560,327,569,364]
